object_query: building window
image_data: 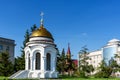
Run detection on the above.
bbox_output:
[6,46,9,51]
[35,53,41,70]
[0,45,3,50]
[46,53,51,70]
[28,54,30,70]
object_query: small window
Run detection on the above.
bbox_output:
[6,46,9,51]
[0,45,3,50]
[46,53,51,70]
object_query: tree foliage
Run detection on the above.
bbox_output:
[95,56,120,78]
[78,46,94,77]
[14,24,37,72]
[66,57,76,76]
[0,52,14,76]
[95,60,112,78]
[109,58,119,74]
[56,48,76,76]
[56,48,67,75]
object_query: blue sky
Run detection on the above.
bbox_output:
[0,0,120,59]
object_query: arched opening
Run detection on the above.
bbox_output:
[35,53,41,70]
[46,53,51,70]
[28,53,30,70]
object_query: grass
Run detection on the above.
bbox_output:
[0,76,120,80]
[0,76,8,80]
[59,75,120,80]
[62,77,120,80]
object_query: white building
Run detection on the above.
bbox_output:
[10,15,58,79]
[86,39,120,75]
[87,50,102,73]
[0,37,15,64]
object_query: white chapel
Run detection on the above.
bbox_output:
[10,14,58,79]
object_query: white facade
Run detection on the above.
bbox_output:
[79,39,120,76]
[88,50,102,69]
[10,37,58,79]
[24,37,58,78]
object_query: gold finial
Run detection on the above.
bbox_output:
[40,12,44,26]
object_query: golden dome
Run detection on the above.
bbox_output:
[31,25,53,39]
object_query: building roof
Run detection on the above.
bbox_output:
[0,37,15,45]
[108,38,120,43]
[67,43,71,59]
[107,38,120,46]
[31,13,54,40]
[0,37,15,42]
[31,25,53,40]
[72,59,78,66]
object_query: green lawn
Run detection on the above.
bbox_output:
[60,76,120,80]
[0,76,120,80]
[0,76,8,80]
[62,78,120,80]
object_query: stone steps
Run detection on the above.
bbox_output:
[9,70,28,79]
[9,70,22,78]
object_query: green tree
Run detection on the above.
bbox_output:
[56,48,66,75]
[14,30,29,71]
[95,53,120,78]
[14,24,37,72]
[109,59,119,76]
[109,55,120,77]
[88,65,94,75]
[56,48,61,72]
[0,52,14,76]
[61,48,66,74]
[78,46,94,77]
[30,24,37,33]
[114,54,120,59]
[66,57,75,76]
[95,60,112,78]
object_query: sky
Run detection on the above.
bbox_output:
[0,0,120,59]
